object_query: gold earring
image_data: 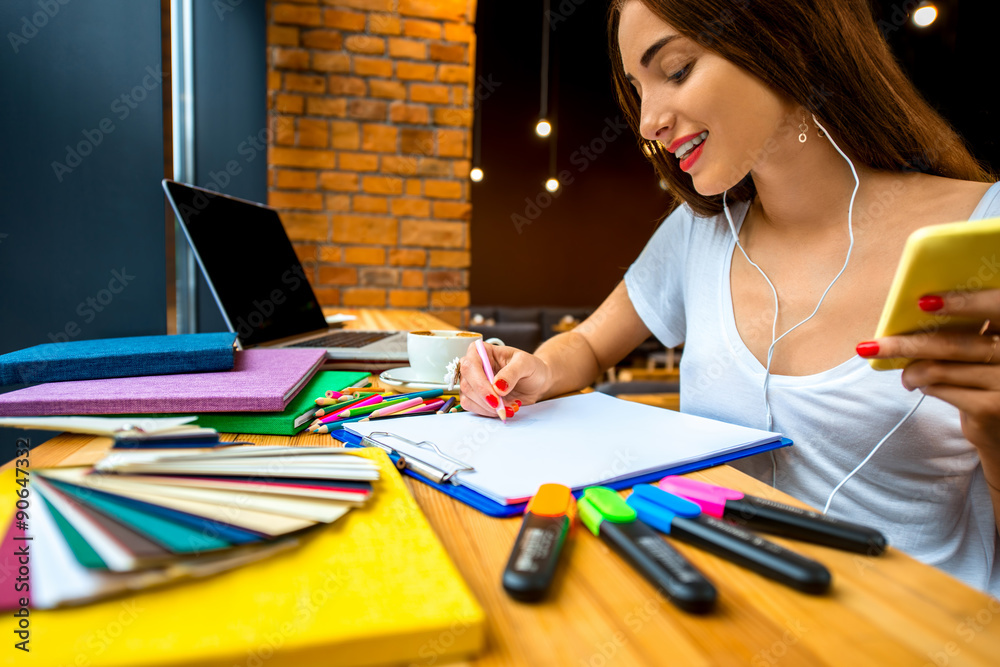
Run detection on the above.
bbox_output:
[798,111,809,143]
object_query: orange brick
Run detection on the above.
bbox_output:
[303,31,344,50]
[436,128,465,157]
[325,0,391,10]
[353,57,393,78]
[329,75,367,96]
[338,152,378,171]
[397,62,436,81]
[319,171,360,191]
[353,195,389,213]
[430,309,463,327]
[274,115,295,146]
[433,201,471,219]
[306,97,347,116]
[273,48,310,70]
[344,246,387,264]
[429,43,466,63]
[438,64,471,83]
[428,250,470,268]
[312,52,351,72]
[410,84,450,104]
[443,22,474,43]
[405,179,422,196]
[380,155,418,175]
[389,248,427,266]
[361,125,398,152]
[342,288,387,307]
[388,38,427,60]
[274,93,304,114]
[271,147,336,169]
[423,179,462,199]
[331,121,360,149]
[400,269,424,287]
[427,270,464,288]
[325,194,351,211]
[453,159,471,178]
[332,214,397,244]
[269,190,324,210]
[450,85,469,106]
[361,175,403,194]
[430,289,470,308]
[369,13,402,35]
[433,107,473,126]
[285,73,326,94]
[400,219,464,247]
[319,246,342,263]
[280,212,328,241]
[360,267,398,286]
[269,25,300,46]
[294,119,325,148]
[275,169,317,189]
[318,266,358,285]
[323,9,365,31]
[292,243,316,265]
[403,19,441,39]
[273,4,322,26]
[347,99,387,120]
[399,0,467,21]
[268,71,282,91]
[389,289,428,307]
[400,128,433,155]
[390,198,431,217]
[312,287,340,306]
[369,80,406,100]
[345,35,386,55]
[389,102,430,124]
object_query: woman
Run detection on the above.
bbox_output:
[459,0,1000,595]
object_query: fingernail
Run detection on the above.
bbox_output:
[495,378,509,392]
[505,407,515,418]
[918,295,944,312]
[513,399,522,407]
[485,394,499,408]
[512,403,520,412]
[856,341,879,357]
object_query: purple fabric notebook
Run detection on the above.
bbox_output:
[0,349,326,416]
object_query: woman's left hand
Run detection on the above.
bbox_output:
[856,289,1000,457]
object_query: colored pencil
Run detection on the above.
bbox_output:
[436,397,456,414]
[475,339,506,422]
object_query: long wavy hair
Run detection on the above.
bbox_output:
[608,0,993,216]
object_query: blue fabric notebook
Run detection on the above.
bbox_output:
[0,333,237,386]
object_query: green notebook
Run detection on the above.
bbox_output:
[190,370,370,436]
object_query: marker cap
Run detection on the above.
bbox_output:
[658,476,743,517]
[579,487,634,535]
[527,483,574,518]
[627,485,702,534]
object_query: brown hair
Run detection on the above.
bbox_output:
[608,0,993,217]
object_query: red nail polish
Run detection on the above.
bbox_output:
[856,341,879,357]
[505,407,515,418]
[495,378,509,392]
[485,394,499,408]
[514,399,522,407]
[918,295,944,312]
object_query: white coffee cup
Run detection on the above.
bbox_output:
[407,330,484,383]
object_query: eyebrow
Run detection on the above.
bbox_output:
[624,34,679,82]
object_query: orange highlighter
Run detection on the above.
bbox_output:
[502,483,575,601]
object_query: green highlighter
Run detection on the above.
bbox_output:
[578,487,716,614]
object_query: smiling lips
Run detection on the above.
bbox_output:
[668,131,708,172]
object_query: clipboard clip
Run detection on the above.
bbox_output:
[361,432,474,484]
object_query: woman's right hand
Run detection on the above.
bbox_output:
[458,343,551,418]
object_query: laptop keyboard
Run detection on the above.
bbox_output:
[286,330,395,348]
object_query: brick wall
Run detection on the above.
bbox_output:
[266,0,476,327]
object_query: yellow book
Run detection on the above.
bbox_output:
[2,448,485,667]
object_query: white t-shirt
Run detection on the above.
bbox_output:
[624,181,1000,596]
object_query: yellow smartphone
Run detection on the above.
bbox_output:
[870,216,1000,370]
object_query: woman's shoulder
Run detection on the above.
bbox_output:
[900,173,997,221]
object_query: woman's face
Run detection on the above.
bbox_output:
[617,1,796,196]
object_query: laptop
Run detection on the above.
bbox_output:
[162,179,408,369]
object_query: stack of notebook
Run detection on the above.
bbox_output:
[18,442,379,609]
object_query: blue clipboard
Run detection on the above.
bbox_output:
[333,428,792,518]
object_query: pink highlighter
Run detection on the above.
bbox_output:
[657,476,887,555]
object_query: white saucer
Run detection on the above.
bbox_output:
[379,367,459,393]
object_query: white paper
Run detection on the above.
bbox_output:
[347,392,782,504]
[0,415,198,436]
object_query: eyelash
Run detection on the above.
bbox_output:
[667,63,692,83]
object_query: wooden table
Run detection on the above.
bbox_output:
[10,310,1000,666]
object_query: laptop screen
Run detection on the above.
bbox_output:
[163,180,328,347]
